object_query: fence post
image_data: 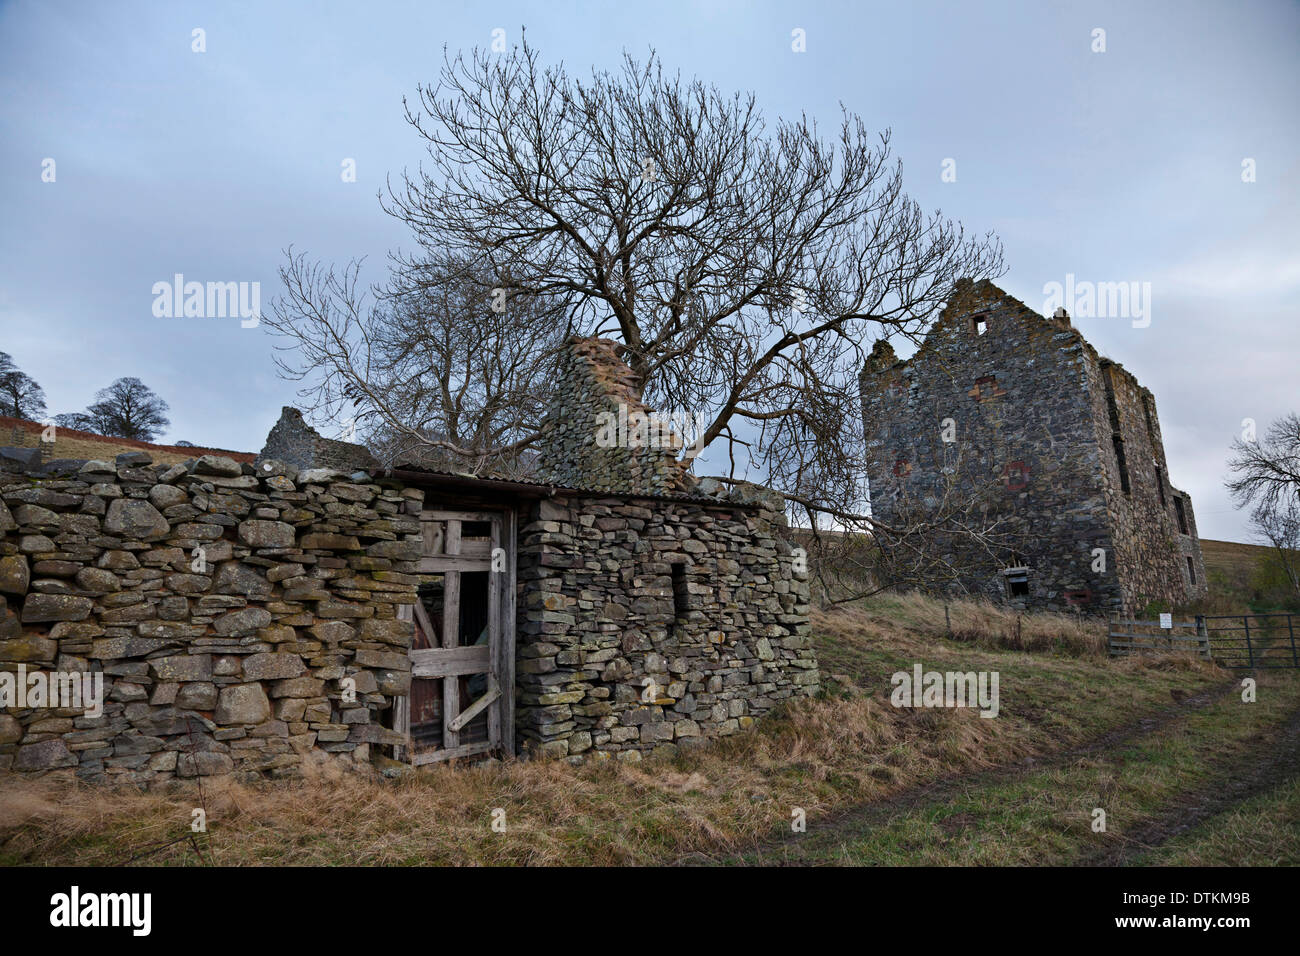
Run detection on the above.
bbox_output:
[1288,614,1297,668]
[1244,615,1254,669]
[1196,615,1209,659]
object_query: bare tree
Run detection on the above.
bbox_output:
[1228,413,1300,511]
[386,40,1000,456]
[63,377,170,441]
[268,37,1005,593]
[0,351,47,421]
[54,412,97,432]
[1227,412,1300,600]
[266,254,565,475]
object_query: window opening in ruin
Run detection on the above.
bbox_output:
[971,313,989,336]
[669,562,690,640]
[1112,434,1130,494]
[1142,397,1156,446]
[1186,556,1196,585]
[1003,567,1030,598]
[1174,496,1189,535]
[1155,464,1166,507]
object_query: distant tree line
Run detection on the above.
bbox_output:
[0,350,171,443]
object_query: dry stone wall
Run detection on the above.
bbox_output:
[515,481,819,761]
[0,451,420,783]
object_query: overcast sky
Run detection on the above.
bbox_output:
[1,0,1296,541]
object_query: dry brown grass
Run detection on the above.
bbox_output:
[0,596,1221,867]
[823,591,1107,656]
[0,690,1018,866]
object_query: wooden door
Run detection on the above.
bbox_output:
[393,508,515,764]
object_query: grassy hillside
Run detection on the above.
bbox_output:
[7,592,1290,867]
[1196,538,1300,614]
[1,415,254,466]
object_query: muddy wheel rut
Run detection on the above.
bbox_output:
[678,678,1273,866]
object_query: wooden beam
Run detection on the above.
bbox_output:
[394,603,413,763]
[487,516,502,748]
[442,566,460,750]
[412,598,437,647]
[449,677,501,732]
[421,509,503,524]
[420,520,445,556]
[501,507,516,756]
[417,555,492,573]
[410,644,490,678]
[410,740,493,766]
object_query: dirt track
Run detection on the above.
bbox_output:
[688,677,1300,866]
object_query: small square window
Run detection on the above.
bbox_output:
[971,314,989,336]
[1003,567,1029,598]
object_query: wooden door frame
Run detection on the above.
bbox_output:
[392,506,516,764]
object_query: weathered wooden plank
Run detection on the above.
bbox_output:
[443,567,460,750]
[1109,641,1209,649]
[458,538,493,558]
[421,509,502,524]
[413,598,437,647]
[487,516,503,748]
[445,520,462,557]
[1108,632,1205,642]
[1109,644,1210,652]
[449,677,501,732]
[500,508,516,756]
[420,519,445,556]
[417,555,492,573]
[410,740,493,766]
[410,644,490,678]
[394,603,414,762]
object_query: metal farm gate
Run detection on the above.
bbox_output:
[1108,613,1300,668]
[1199,613,1300,669]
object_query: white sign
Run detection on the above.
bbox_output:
[1159,613,1172,629]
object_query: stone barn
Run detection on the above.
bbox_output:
[860,279,1206,616]
[0,338,816,781]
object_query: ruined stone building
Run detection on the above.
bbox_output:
[0,337,816,781]
[860,279,1206,615]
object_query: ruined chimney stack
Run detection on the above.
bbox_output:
[535,336,693,495]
